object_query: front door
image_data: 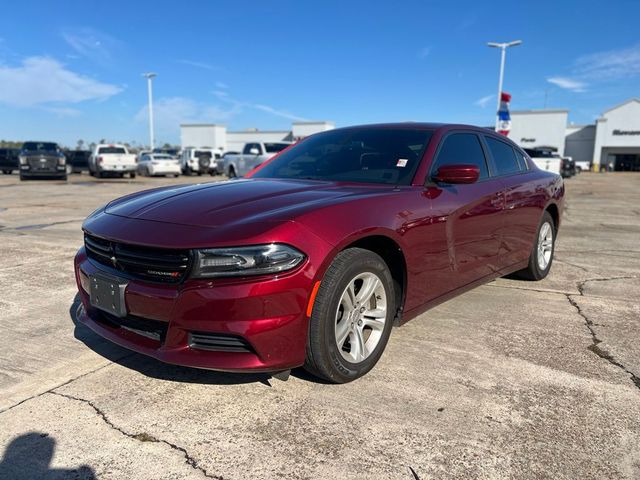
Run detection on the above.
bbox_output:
[426,132,504,296]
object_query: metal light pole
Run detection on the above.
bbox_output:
[487,40,522,130]
[142,72,157,150]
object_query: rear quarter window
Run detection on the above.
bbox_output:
[485,136,522,176]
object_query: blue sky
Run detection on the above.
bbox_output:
[1,0,639,147]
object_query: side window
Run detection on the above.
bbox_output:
[432,133,489,180]
[243,144,256,155]
[485,137,521,176]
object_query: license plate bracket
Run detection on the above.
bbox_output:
[89,273,128,318]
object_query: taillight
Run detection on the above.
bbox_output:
[97,156,103,164]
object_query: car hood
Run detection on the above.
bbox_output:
[104,178,390,227]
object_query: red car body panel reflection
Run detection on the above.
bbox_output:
[74,124,564,372]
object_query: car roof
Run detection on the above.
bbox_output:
[324,122,497,134]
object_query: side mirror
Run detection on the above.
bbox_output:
[432,164,480,184]
[249,147,260,155]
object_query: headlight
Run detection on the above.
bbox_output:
[58,156,66,165]
[19,156,27,165]
[191,244,305,278]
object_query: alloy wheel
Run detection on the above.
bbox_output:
[334,272,387,363]
[537,221,553,270]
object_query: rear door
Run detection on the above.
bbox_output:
[483,136,541,269]
[427,131,505,294]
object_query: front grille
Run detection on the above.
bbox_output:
[85,233,191,283]
[97,311,168,343]
[28,157,57,170]
[189,332,254,353]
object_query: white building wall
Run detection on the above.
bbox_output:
[593,99,640,166]
[180,124,226,151]
[509,110,569,155]
[565,125,595,164]
[291,121,335,139]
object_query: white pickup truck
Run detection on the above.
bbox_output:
[523,148,562,176]
[89,144,137,178]
[222,142,291,177]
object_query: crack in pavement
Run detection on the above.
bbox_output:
[0,359,129,415]
[566,275,640,390]
[49,391,223,479]
[554,258,591,273]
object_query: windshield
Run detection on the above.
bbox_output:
[22,142,58,152]
[252,128,433,185]
[98,147,127,154]
[264,143,290,153]
[195,151,212,158]
[152,154,174,160]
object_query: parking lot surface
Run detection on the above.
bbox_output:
[1,172,639,479]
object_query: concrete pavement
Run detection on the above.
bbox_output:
[0,172,638,479]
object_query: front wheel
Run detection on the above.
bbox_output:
[515,211,556,280]
[304,248,395,383]
[129,172,136,179]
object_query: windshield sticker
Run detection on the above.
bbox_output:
[396,159,408,168]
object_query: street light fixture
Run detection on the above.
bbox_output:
[487,40,522,131]
[142,72,157,150]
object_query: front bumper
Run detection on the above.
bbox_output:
[20,165,66,177]
[74,247,313,372]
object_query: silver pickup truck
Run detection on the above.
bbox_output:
[222,142,291,177]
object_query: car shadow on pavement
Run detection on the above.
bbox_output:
[68,294,322,386]
[0,432,96,480]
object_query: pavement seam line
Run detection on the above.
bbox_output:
[49,391,223,480]
[566,275,640,390]
[0,359,129,415]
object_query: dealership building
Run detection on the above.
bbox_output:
[180,121,335,154]
[509,98,640,170]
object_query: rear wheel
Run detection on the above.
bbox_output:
[228,166,237,178]
[515,211,556,280]
[2,170,10,174]
[129,172,136,179]
[304,248,395,383]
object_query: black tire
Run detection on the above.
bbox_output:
[2,170,10,174]
[228,166,236,178]
[130,172,136,179]
[96,170,104,179]
[515,211,556,281]
[304,248,396,383]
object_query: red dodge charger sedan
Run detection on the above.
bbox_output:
[74,124,564,382]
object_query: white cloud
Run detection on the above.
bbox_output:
[62,28,119,65]
[575,44,640,81]
[215,81,229,89]
[546,44,640,94]
[474,94,494,108]
[547,76,587,92]
[253,104,308,122]
[135,97,238,136]
[178,59,222,71]
[44,106,82,117]
[213,90,309,122]
[0,56,122,107]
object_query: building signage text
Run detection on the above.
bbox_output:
[612,129,640,136]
